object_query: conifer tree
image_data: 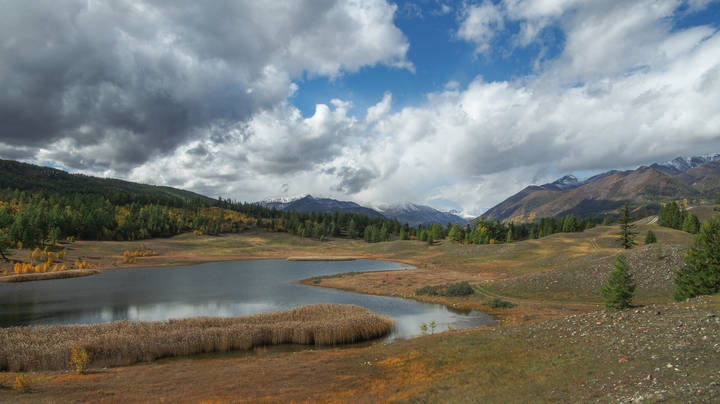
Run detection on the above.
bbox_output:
[682,213,700,234]
[617,203,637,249]
[674,217,720,301]
[644,229,657,244]
[602,254,635,310]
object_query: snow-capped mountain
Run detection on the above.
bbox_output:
[376,203,468,226]
[651,154,720,175]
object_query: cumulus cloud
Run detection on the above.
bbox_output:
[457,1,505,54]
[0,0,409,171]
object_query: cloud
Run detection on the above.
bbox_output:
[457,1,505,54]
[366,92,393,123]
[0,0,409,170]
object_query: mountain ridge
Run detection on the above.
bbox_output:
[482,154,720,222]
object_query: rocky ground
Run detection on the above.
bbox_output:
[489,243,687,303]
[498,295,720,403]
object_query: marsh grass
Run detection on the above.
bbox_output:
[0,304,392,371]
[0,269,99,283]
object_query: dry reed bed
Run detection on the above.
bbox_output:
[0,304,393,371]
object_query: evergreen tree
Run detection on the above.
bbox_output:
[644,229,657,244]
[674,217,720,301]
[682,213,700,234]
[617,203,637,249]
[602,254,635,310]
[0,229,12,261]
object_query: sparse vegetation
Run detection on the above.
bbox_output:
[0,304,392,371]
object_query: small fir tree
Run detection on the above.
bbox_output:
[617,203,637,249]
[674,217,720,301]
[644,229,657,244]
[602,254,636,310]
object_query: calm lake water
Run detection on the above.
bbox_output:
[0,259,494,338]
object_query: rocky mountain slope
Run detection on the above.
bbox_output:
[376,203,468,226]
[483,155,720,222]
[258,195,385,218]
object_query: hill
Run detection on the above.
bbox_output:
[483,155,720,222]
[0,159,215,207]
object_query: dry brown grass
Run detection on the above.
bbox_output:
[0,269,99,283]
[0,304,393,372]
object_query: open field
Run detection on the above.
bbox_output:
[0,304,392,371]
[0,215,718,402]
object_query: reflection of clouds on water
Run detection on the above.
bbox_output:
[123,302,280,322]
[0,259,494,337]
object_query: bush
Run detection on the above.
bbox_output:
[12,374,29,392]
[416,285,443,296]
[675,217,720,301]
[484,297,516,309]
[445,281,474,297]
[416,282,474,297]
[644,230,657,244]
[69,344,91,374]
[602,254,635,310]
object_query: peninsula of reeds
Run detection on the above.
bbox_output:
[0,304,393,371]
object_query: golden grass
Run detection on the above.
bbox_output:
[0,304,393,371]
[0,269,100,283]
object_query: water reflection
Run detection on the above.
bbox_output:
[0,259,494,337]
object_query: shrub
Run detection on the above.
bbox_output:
[416,285,443,296]
[484,297,516,309]
[69,344,91,374]
[602,254,635,310]
[416,282,474,297]
[444,281,474,297]
[12,374,29,392]
[644,230,657,244]
[675,217,720,301]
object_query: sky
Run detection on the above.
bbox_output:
[1,0,719,216]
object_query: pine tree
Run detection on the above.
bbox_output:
[674,217,720,301]
[617,203,637,249]
[602,254,635,310]
[644,229,657,244]
[682,213,700,234]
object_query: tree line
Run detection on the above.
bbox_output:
[657,201,700,234]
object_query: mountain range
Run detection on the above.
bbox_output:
[482,154,720,222]
[258,195,468,226]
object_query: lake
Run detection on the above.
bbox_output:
[0,259,494,339]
